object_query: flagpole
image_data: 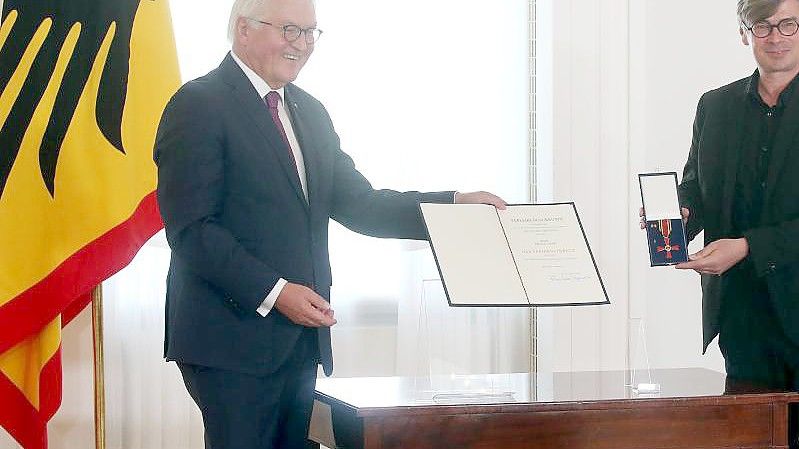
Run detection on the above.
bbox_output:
[91,285,106,449]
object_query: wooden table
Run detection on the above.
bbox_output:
[311,368,799,449]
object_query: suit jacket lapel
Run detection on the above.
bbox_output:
[762,84,799,208]
[285,85,321,208]
[218,55,308,209]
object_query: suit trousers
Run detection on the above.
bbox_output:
[719,269,799,393]
[178,328,320,449]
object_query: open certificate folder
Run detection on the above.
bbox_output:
[420,203,610,307]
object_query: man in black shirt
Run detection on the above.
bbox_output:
[677,0,799,393]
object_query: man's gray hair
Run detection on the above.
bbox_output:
[227,0,317,42]
[738,0,791,26]
[228,0,266,42]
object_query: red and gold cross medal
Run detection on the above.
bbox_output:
[656,219,681,260]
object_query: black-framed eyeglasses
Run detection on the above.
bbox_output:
[744,17,799,38]
[246,18,323,44]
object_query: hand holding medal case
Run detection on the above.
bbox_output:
[639,172,689,266]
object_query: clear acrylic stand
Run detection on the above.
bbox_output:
[626,318,661,396]
[412,279,514,404]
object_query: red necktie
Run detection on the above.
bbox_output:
[264,91,297,167]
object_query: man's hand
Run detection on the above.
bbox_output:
[675,238,749,276]
[274,283,337,327]
[639,207,689,229]
[454,191,507,209]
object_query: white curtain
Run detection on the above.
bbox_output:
[102,238,205,449]
[306,0,532,379]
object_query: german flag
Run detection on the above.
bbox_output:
[0,1,180,447]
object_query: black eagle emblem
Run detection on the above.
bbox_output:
[0,0,142,198]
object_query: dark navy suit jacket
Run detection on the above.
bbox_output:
[155,54,453,376]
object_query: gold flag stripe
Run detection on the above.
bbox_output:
[0,317,61,408]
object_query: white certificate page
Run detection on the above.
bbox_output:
[497,204,608,306]
[420,203,528,305]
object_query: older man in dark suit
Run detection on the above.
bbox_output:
[154,0,504,448]
[676,0,799,394]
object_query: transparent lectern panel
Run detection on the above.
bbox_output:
[409,279,516,403]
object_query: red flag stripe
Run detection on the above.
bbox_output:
[0,348,62,449]
[0,192,162,354]
[62,292,93,327]
[39,348,63,421]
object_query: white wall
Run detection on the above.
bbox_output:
[539,0,754,374]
